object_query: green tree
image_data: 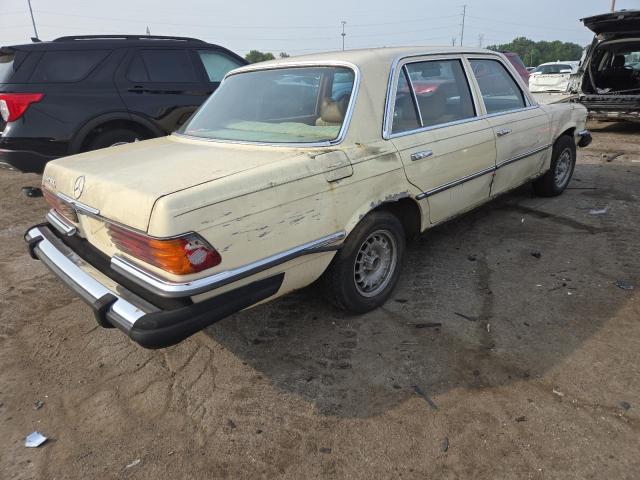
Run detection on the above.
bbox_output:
[487,37,584,67]
[279,52,290,58]
[245,50,276,63]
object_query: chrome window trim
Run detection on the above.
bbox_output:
[174,61,361,148]
[403,65,423,127]
[415,144,552,200]
[383,52,543,140]
[382,51,500,140]
[465,55,537,109]
[111,230,346,298]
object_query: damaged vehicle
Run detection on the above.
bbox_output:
[529,61,579,92]
[24,47,591,348]
[570,10,640,121]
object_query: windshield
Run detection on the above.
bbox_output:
[181,66,356,144]
[534,64,574,74]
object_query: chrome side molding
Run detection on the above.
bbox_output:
[111,230,346,298]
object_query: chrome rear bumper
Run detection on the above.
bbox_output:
[24,224,285,348]
[25,225,158,331]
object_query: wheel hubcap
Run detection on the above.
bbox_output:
[554,148,573,188]
[353,229,397,298]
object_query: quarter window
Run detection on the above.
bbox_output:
[30,50,108,82]
[197,50,242,82]
[391,59,476,134]
[469,59,526,114]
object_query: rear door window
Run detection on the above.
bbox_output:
[30,50,108,82]
[196,50,242,82]
[130,49,198,83]
[469,59,526,114]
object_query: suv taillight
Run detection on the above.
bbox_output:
[107,223,221,275]
[0,93,44,122]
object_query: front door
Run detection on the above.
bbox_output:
[468,58,550,197]
[387,57,497,224]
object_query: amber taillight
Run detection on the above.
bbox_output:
[107,223,221,275]
[42,188,78,223]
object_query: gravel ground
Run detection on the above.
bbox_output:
[0,121,638,479]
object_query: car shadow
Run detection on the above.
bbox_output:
[202,163,638,418]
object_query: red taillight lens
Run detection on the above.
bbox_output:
[0,93,44,122]
[42,188,79,223]
[107,223,221,275]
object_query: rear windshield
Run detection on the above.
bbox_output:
[0,53,15,83]
[533,64,574,74]
[180,66,356,144]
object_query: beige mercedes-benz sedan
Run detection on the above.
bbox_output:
[25,46,592,348]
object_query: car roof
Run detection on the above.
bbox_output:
[233,46,501,73]
[3,35,228,52]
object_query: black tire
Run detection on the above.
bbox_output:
[323,211,405,314]
[88,129,143,151]
[532,135,576,197]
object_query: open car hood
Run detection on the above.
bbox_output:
[581,10,640,36]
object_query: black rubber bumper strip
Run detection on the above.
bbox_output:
[124,272,284,349]
[578,132,593,148]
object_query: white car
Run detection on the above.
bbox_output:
[25,47,591,348]
[529,61,579,92]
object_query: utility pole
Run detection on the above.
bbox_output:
[146,26,151,36]
[27,0,39,40]
[460,4,467,46]
[452,37,457,46]
[478,33,484,48]
[341,21,347,51]
[611,0,616,12]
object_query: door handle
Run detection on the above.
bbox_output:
[410,150,433,161]
[496,128,512,137]
[128,86,146,94]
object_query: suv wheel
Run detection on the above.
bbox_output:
[89,129,143,151]
[324,211,405,313]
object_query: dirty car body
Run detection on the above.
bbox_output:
[570,10,640,121]
[25,47,591,348]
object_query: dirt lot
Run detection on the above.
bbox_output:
[1,121,639,479]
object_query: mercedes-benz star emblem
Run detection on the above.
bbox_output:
[73,176,85,199]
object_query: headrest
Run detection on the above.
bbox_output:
[320,96,349,124]
[613,55,626,68]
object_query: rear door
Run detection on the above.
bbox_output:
[115,47,211,133]
[388,56,497,224]
[467,57,550,197]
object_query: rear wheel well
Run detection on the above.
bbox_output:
[374,198,422,239]
[80,120,156,152]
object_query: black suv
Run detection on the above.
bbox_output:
[0,35,247,173]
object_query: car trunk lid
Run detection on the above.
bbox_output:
[581,10,640,36]
[43,135,306,233]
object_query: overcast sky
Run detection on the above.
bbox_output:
[2,0,639,56]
